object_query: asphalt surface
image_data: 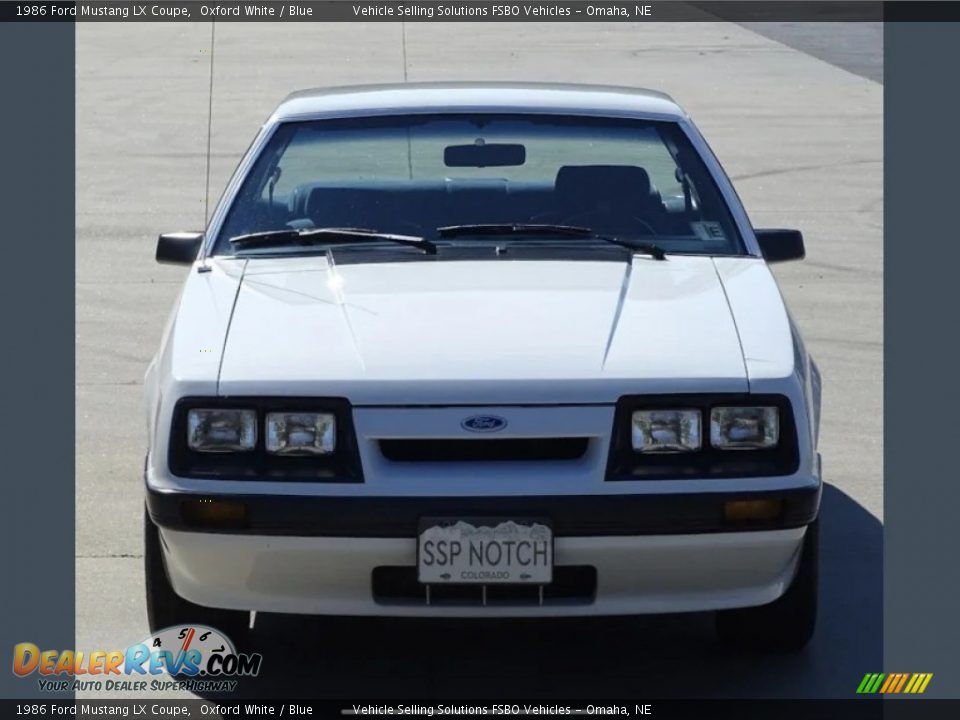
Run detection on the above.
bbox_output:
[740,22,884,83]
[76,21,882,699]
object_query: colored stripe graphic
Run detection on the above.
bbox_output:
[905,673,932,694]
[859,672,933,694]
[856,674,874,694]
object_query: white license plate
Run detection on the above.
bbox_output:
[417,518,553,584]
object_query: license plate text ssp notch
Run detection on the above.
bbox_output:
[417,518,553,584]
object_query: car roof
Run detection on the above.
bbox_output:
[271,82,686,122]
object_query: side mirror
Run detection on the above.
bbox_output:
[156,232,204,265]
[755,228,805,263]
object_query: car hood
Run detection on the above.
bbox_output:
[205,254,792,404]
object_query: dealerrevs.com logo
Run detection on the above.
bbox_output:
[13,625,262,693]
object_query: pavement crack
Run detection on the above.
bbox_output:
[76,381,142,387]
[730,158,880,183]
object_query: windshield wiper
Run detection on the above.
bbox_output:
[436,223,666,260]
[229,227,437,255]
[439,223,594,238]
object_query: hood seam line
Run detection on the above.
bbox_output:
[711,257,751,392]
[327,248,367,372]
[215,258,249,395]
[601,254,633,370]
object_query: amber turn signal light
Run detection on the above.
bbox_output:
[723,498,784,523]
[181,499,247,528]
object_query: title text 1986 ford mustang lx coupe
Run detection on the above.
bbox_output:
[144,83,822,651]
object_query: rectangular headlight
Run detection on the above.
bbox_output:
[187,409,257,452]
[711,407,779,449]
[632,409,701,453]
[266,412,336,455]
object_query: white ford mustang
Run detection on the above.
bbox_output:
[144,83,822,651]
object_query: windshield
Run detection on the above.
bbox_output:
[214,114,745,256]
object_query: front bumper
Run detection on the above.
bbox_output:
[148,483,818,617]
[158,526,807,617]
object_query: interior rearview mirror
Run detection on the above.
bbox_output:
[444,143,526,168]
[755,228,805,263]
[156,232,204,265]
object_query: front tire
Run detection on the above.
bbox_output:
[144,509,250,642]
[715,519,818,652]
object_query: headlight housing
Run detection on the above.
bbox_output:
[710,407,779,449]
[631,409,701,453]
[607,395,798,480]
[187,409,256,452]
[170,397,361,481]
[266,412,336,455]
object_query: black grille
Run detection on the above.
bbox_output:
[379,438,590,462]
[372,566,597,606]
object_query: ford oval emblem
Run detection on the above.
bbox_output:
[461,415,508,433]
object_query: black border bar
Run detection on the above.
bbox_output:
[5,2,960,24]
[884,20,960,699]
[0,699,909,719]
[0,15,75,703]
